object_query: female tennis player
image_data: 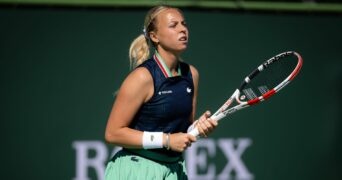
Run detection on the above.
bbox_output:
[104,5,218,179]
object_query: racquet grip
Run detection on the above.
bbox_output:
[188,113,224,137]
[211,113,226,121]
[188,127,200,137]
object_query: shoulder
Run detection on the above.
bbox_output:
[189,65,199,78]
[117,66,153,103]
[120,65,153,94]
[129,58,155,82]
[189,65,199,90]
[184,64,199,89]
[188,64,199,81]
[126,66,153,86]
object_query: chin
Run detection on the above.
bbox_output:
[179,44,188,51]
[175,48,187,54]
[169,45,188,54]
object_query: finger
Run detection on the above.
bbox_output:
[182,140,190,150]
[208,119,218,127]
[196,124,206,137]
[208,118,218,127]
[199,111,211,121]
[198,120,208,137]
[198,127,207,137]
[205,111,211,118]
[200,118,213,132]
[184,136,194,147]
[188,134,197,142]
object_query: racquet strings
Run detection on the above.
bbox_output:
[239,55,298,101]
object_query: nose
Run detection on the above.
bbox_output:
[179,24,187,34]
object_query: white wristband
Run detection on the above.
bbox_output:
[142,131,163,149]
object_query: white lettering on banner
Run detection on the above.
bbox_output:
[72,141,120,180]
[217,138,253,180]
[186,139,216,179]
[72,138,253,180]
[186,138,253,180]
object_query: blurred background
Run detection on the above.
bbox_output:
[1,0,341,179]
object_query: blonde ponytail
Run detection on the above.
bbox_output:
[129,34,150,69]
[128,5,178,70]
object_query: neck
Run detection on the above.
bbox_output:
[156,49,179,71]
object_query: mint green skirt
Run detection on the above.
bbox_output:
[105,149,188,180]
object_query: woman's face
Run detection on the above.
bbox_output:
[152,8,189,54]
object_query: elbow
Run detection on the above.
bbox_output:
[104,133,110,144]
[104,131,118,145]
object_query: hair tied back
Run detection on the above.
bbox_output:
[142,28,148,39]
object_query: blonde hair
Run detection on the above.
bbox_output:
[129,5,181,69]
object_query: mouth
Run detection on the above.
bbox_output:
[179,36,188,42]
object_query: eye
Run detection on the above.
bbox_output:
[182,21,187,27]
[169,22,177,28]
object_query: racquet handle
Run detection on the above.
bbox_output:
[211,112,226,121]
[188,127,200,137]
[188,113,225,137]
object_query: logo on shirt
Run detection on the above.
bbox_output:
[187,87,192,93]
[158,90,173,95]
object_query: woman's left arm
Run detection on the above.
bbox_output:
[189,65,199,123]
[189,65,218,137]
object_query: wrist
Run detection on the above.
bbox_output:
[142,131,163,149]
[163,133,171,150]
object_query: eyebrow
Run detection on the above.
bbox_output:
[169,19,185,23]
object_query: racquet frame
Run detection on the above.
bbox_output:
[189,51,303,137]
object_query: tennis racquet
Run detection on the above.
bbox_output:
[188,51,303,137]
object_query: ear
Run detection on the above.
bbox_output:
[149,31,159,44]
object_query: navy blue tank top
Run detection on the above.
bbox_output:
[129,55,194,157]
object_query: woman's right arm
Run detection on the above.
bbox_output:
[104,67,153,149]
